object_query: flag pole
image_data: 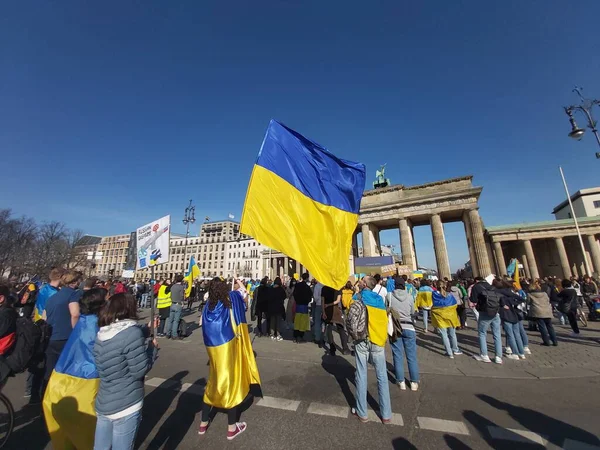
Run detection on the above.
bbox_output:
[150,266,155,337]
[559,166,592,275]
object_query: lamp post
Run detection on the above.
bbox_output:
[182,199,196,275]
[564,86,600,159]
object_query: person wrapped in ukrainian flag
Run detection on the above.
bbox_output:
[415,280,434,332]
[43,288,107,449]
[431,281,462,358]
[198,278,261,441]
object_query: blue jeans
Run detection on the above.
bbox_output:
[477,313,502,358]
[141,293,149,308]
[503,321,524,355]
[517,321,529,347]
[438,327,460,356]
[165,303,183,337]
[390,329,420,383]
[421,308,430,331]
[354,341,391,420]
[94,409,142,450]
[313,305,323,342]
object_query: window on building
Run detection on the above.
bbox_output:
[594,200,600,209]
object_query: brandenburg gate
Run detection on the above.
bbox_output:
[355,176,492,279]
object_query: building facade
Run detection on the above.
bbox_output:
[135,219,249,281]
[486,216,600,279]
[553,188,600,219]
[93,234,132,278]
[225,237,268,280]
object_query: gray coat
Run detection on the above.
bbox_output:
[94,320,156,416]
[527,290,553,319]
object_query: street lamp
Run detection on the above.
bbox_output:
[564,86,600,158]
[182,199,196,275]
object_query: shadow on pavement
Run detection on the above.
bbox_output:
[476,394,600,448]
[416,333,448,357]
[144,377,206,450]
[463,410,542,449]
[391,437,418,449]
[320,354,380,414]
[444,434,474,450]
[136,370,188,447]
[8,403,49,450]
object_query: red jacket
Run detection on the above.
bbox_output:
[114,283,127,295]
[153,283,161,296]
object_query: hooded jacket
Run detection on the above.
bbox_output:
[94,320,156,417]
[386,289,415,331]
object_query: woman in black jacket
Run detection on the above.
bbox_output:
[267,278,287,341]
[495,280,527,360]
[251,278,269,337]
[558,279,580,336]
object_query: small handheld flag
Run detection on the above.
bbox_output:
[184,255,200,297]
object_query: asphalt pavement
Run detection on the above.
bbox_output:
[4,304,600,450]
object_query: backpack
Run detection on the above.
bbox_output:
[387,308,403,343]
[346,299,369,342]
[476,288,501,316]
[177,318,188,338]
[5,318,49,373]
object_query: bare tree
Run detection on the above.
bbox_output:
[0,209,37,278]
[0,210,92,281]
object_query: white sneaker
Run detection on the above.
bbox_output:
[569,332,580,337]
[398,381,406,390]
[518,355,526,360]
[410,382,419,392]
[448,355,455,359]
[276,336,283,341]
[453,350,463,356]
[524,346,531,355]
[506,354,519,360]
[494,356,503,364]
[474,355,491,363]
[505,347,513,355]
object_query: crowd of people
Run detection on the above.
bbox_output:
[241,270,599,424]
[0,265,598,446]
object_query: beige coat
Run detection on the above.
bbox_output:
[527,290,553,319]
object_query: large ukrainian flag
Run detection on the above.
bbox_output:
[241,120,366,289]
[43,315,99,450]
[202,290,261,410]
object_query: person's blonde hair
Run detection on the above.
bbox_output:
[61,270,82,286]
[49,267,66,282]
[436,280,448,296]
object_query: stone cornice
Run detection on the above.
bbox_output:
[362,175,474,197]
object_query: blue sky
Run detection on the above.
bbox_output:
[2,1,599,271]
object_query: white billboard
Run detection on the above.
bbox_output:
[136,215,171,270]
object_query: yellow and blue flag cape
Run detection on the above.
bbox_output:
[34,283,59,322]
[43,314,100,450]
[431,291,460,329]
[416,289,433,309]
[240,120,366,289]
[359,289,388,347]
[202,290,261,410]
[184,255,200,298]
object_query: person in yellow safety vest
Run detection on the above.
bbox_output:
[156,279,172,337]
